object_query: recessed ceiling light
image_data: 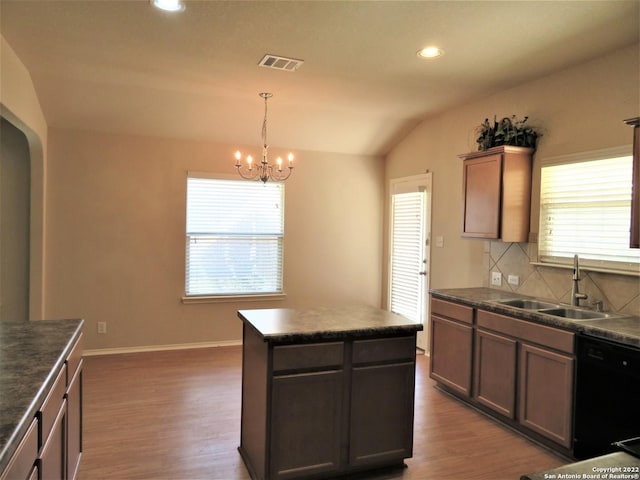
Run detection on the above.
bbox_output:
[417,46,444,59]
[150,0,185,12]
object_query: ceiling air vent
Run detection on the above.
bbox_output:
[258,54,304,72]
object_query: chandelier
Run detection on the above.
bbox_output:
[234,92,294,183]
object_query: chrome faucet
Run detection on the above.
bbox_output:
[571,254,588,306]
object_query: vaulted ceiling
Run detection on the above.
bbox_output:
[1,1,638,156]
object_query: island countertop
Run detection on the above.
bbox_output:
[238,305,423,343]
[0,318,84,473]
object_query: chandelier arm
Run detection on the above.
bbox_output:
[235,165,259,181]
[269,166,294,182]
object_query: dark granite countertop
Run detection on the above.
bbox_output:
[238,305,423,343]
[0,319,84,473]
[521,452,640,480]
[430,288,640,348]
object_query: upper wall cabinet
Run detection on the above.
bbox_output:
[625,117,639,248]
[459,146,534,243]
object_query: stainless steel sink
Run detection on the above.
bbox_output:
[537,308,612,320]
[496,299,559,310]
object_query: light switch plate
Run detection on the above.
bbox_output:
[508,275,520,286]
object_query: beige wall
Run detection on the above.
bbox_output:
[383,43,640,307]
[45,129,384,351]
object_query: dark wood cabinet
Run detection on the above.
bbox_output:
[270,370,343,479]
[519,343,574,448]
[475,309,575,448]
[429,294,577,454]
[459,146,533,242]
[350,337,416,467]
[474,329,517,419]
[429,298,473,397]
[239,316,418,480]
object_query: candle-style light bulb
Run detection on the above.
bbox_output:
[247,155,253,168]
[276,157,283,171]
[235,150,242,165]
[287,153,294,165]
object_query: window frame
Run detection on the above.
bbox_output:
[182,172,287,304]
[535,146,639,276]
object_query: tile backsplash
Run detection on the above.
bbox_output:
[483,241,640,316]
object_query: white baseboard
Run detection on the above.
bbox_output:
[83,339,242,357]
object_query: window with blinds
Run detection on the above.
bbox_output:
[539,154,640,273]
[185,176,284,296]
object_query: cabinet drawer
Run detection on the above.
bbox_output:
[38,364,66,447]
[352,336,415,365]
[273,342,344,373]
[477,310,574,354]
[431,298,473,324]
[66,333,83,383]
[0,419,38,480]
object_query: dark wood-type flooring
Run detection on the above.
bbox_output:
[78,346,565,479]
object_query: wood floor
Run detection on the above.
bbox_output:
[78,346,565,480]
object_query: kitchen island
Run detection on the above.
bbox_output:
[237,306,422,480]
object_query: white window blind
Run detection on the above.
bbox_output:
[185,177,284,296]
[539,155,640,272]
[390,191,426,321]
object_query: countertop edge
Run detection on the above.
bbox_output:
[238,306,423,343]
[429,288,639,348]
[0,319,84,473]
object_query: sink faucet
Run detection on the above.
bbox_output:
[571,254,588,306]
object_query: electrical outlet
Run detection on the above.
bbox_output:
[97,322,107,334]
[491,271,502,286]
[508,274,520,286]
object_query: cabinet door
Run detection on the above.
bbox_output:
[270,370,343,480]
[474,329,517,419]
[462,154,501,238]
[430,314,473,396]
[0,420,38,480]
[350,362,415,467]
[519,343,574,447]
[65,361,82,480]
[39,399,67,480]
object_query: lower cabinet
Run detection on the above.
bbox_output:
[350,361,415,467]
[0,420,38,480]
[429,298,474,397]
[519,343,574,448]
[239,324,417,480]
[474,329,517,419]
[429,296,576,454]
[270,370,343,479]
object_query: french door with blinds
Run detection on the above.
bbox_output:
[388,173,432,351]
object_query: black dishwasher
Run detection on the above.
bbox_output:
[573,333,640,460]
